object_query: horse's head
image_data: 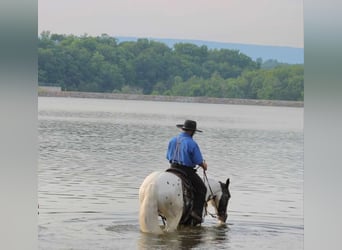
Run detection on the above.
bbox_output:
[212,178,231,223]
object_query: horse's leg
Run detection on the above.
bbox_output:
[162,195,183,232]
[164,208,183,232]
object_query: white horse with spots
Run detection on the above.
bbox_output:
[139,171,230,234]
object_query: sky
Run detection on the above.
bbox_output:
[38,0,304,48]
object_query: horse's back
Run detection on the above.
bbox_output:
[154,171,183,205]
[139,171,183,212]
[139,171,182,199]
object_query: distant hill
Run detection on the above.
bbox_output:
[117,36,303,65]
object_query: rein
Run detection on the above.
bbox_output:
[202,169,219,219]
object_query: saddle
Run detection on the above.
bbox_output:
[165,167,196,225]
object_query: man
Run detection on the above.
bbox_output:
[166,119,208,224]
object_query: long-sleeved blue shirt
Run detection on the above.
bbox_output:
[166,132,204,168]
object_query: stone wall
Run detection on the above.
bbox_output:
[38,90,303,107]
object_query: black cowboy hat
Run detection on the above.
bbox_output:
[176,120,203,132]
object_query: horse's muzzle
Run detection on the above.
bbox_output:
[218,214,228,223]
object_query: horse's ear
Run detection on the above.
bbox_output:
[226,178,230,187]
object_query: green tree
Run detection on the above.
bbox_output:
[38,31,303,101]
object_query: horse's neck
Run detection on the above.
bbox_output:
[204,178,221,200]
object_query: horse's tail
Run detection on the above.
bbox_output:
[139,179,163,234]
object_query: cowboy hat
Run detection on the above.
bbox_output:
[176,120,202,132]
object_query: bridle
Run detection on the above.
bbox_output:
[203,170,219,219]
[203,170,229,221]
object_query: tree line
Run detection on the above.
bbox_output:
[38,31,303,101]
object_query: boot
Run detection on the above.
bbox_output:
[190,211,203,224]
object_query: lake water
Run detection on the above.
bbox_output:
[38,97,303,250]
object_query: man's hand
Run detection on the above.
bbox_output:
[201,161,208,171]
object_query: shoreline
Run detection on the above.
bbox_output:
[38,90,304,108]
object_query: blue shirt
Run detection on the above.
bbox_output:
[166,132,204,168]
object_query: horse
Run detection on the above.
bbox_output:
[139,170,231,234]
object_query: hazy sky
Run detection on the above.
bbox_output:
[38,0,303,48]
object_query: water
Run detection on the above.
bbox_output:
[38,97,303,249]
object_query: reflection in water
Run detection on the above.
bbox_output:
[209,224,231,244]
[138,225,230,250]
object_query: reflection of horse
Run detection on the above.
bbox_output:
[139,170,230,234]
[137,223,230,249]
